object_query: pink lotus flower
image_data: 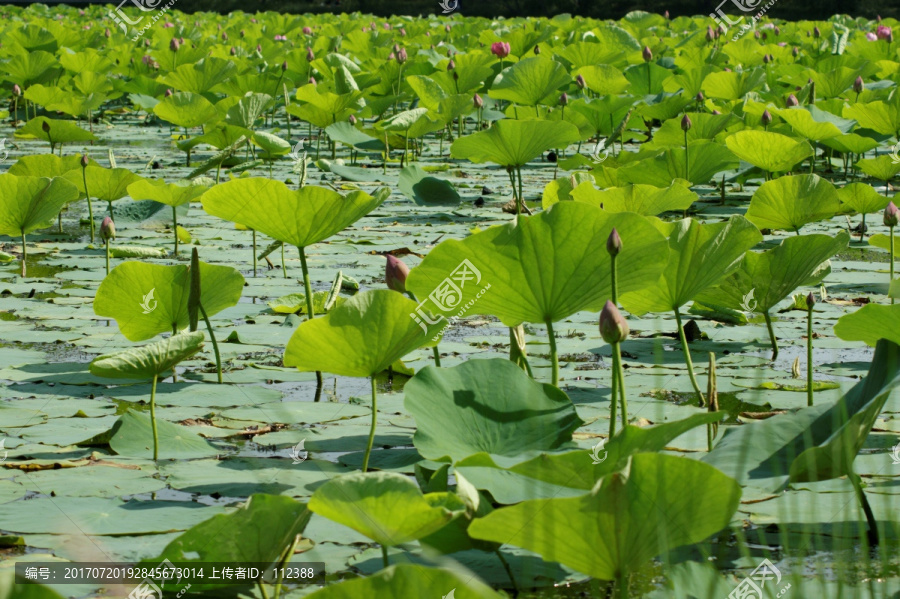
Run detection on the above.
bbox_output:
[866,32,878,41]
[384,255,409,294]
[491,41,510,58]
[302,26,312,35]
[383,22,391,30]
[877,25,893,41]
[141,54,153,65]
[163,22,174,28]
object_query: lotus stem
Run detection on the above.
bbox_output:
[890,225,895,305]
[432,346,441,367]
[20,230,26,278]
[282,243,287,278]
[860,213,866,242]
[807,303,814,406]
[609,349,618,437]
[82,166,95,243]
[363,376,378,473]
[683,128,689,180]
[272,533,299,599]
[610,254,618,305]
[104,238,110,276]
[707,352,718,452]
[199,304,223,385]
[495,550,519,594]
[546,319,559,387]
[269,72,284,126]
[172,206,179,256]
[298,245,324,397]
[517,165,525,217]
[674,306,705,406]
[617,572,629,599]
[613,341,627,428]
[150,373,159,461]
[849,471,879,546]
[284,83,292,141]
[381,544,389,568]
[763,311,778,361]
[252,229,257,277]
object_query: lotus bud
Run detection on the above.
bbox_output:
[774,26,781,35]
[606,228,622,256]
[569,174,577,189]
[599,300,629,344]
[393,43,400,53]
[473,93,483,109]
[763,53,771,63]
[681,114,692,132]
[813,26,821,38]
[786,94,799,107]
[664,10,669,19]
[388,52,395,61]
[792,46,799,57]
[42,120,50,133]
[491,41,511,59]
[170,37,180,52]
[230,46,237,56]
[695,92,704,103]
[761,109,772,126]
[642,46,652,62]
[877,25,893,42]
[884,201,899,227]
[240,29,245,37]
[282,61,288,71]
[12,84,20,96]
[302,26,312,35]
[309,77,316,85]
[447,59,455,71]
[306,46,315,62]
[805,292,815,310]
[104,27,111,38]
[560,92,568,106]
[400,28,407,36]
[866,32,878,41]
[165,88,173,97]
[575,73,585,88]
[384,254,409,293]
[256,44,262,53]
[711,109,722,115]
[534,44,541,55]
[853,76,864,94]
[445,24,451,32]
[222,32,228,41]
[754,30,760,39]
[397,47,408,64]
[706,27,715,42]
[80,154,89,168]
[100,216,116,242]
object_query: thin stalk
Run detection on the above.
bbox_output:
[617,572,629,599]
[200,304,223,384]
[432,346,441,366]
[610,254,618,304]
[613,342,627,428]
[860,213,866,242]
[674,306,705,406]
[609,347,618,437]
[282,243,287,278]
[268,72,284,125]
[683,127,689,180]
[891,225,895,305]
[104,238,110,275]
[150,373,159,461]
[272,534,300,599]
[763,311,778,361]
[252,230,257,277]
[707,352,717,452]
[20,231,26,278]
[546,319,559,387]
[82,166,95,243]
[258,581,270,599]
[381,544,389,568]
[807,304,814,406]
[495,550,519,594]
[298,246,324,397]
[516,165,524,218]
[363,376,378,473]
[172,206,179,256]
[849,472,879,546]
[284,83,292,140]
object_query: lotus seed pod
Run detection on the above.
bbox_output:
[806,292,815,310]
[599,300,629,344]
[761,109,772,126]
[100,217,116,242]
[642,46,652,62]
[884,201,899,227]
[681,114,692,132]
[786,94,799,107]
[384,254,409,293]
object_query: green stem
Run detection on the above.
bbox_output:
[105,239,110,275]
[495,550,519,594]
[173,206,179,256]
[861,213,866,243]
[282,243,287,278]
[200,304,223,384]
[432,345,441,367]
[82,167,95,243]
[613,342,627,428]
[258,581,270,599]
[363,376,378,473]
[807,305,814,406]
[610,255,618,304]
[150,374,159,461]
[298,246,325,395]
[273,535,299,599]
[546,319,559,387]
[617,571,629,599]
[683,128,689,180]
[517,165,524,217]
[891,225,895,305]
[764,311,779,362]
[381,544,389,568]
[674,306,705,406]
[20,230,26,278]
[252,230,257,277]
[609,349,618,438]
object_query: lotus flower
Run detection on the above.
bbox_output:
[599,300,629,344]
[866,32,878,41]
[491,42,511,59]
[877,25,893,41]
[100,216,116,242]
[884,201,899,227]
[309,77,316,85]
[302,26,312,34]
[163,22,174,28]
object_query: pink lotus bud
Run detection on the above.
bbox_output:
[706,27,715,42]
[534,44,541,55]
[80,154,89,168]
[309,77,316,85]
[384,22,392,30]
[774,26,781,35]
[473,93,483,108]
[256,44,262,53]
[854,76,864,94]
[712,109,721,115]
[664,10,669,19]
[388,52,395,61]
[754,30,760,39]
[642,46,652,62]
[813,26,821,38]
[866,32,878,41]
[104,28,111,38]
[100,217,116,242]
[163,22,174,28]
[806,292,816,310]
[599,300,629,344]
[393,43,400,53]
[306,47,315,62]
[303,26,312,35]
[695,92,704,102]
[230,47,237,56]
[885,201,899,227]
[282,61,288,71]
[877,25,893,42]
[491,41,511,59]
[384,255,409,293]
[607,228,622,256]
[786,94,799,107]
[42,120,50,133]
[165,88,173,97]
[12,84,20,96]
[559,92,568,106]
[170,38,180,52]
[681,114,692,132]
[575,73,585,88]
[761,109,772,126]
[763,54,771,63]
[792,46,799,56]
[349,114,357,126]
[397,47,408,63]
[447,59,455,71]
[445,24,451,32]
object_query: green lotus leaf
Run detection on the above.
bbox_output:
[620,215,762,316]
[836,182,890,215]
[745,174,842,233]
[127,178,209,207]
[820,133,880,155]
[94,260,245,342]
[153,92,219,129]
[574,64,630,96]
[540,172,595,208]
[224,92,273,129]
[7,154,97,178]
[407,203,667,326]
[704,340,900,491]
[405,359,583,462]
[0,175,79,238]
[468,453,741,581]
[489,57,570,107]
[2,50,59,85]
[107,410,219,460]
[834,303,900,347]
[252,131,292,158]
[324,121,383,152]
[89,331,205,380]
[773,106,844,141]
[650,112,740,148]
[159,57,237,95]
[267,291,344,314]
[696,232,849,313]
[570,182,697,216]
[283,290,445,378]
[724,130,813,173]
[700,68,767,101]
[304,564,503,599]
[308,471,464,546]
[15,117,97,144]
[869,234,900,252]
[617,141,738,186]
[398,164,460,207]
[451,119,581,167]
[63,167,144,203]
[856,155,900,182]
[843,100,900,137]
[201,179,388,248]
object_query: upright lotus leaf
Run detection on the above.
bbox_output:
[745,174,842,233]
[468,453,741,584]
[701,68,767,101]
[540,172,595,208]
[1,50,59,86]
[159,58,238,95]
[0,175,79,277]
[724,130,813,173]
[569,182,697,216]
[489,57,571,108]
[649,112,740,148]
[620,216,762,316]
[90,332,205,381]
[843,100,900,137]
[574,65,631,96]
[64,166,144,206]
[450,119,581,167]
[834,303,900,347]
[153,92,219,129]
[398,164,460,207]
[837,182,890,216]
[127,179,209,208]
[201,179,388,248]
[303,564,503,599]
[407,203,667,326]
[455,413,724,504]
[7,154,96,178]
[284,290,444,377]
[291,84,365,128]
[224,92,273,129]
[94,261,245,342]
[705,340,900,493]
[617,141,738,187]
[405,359,583,462]
[856,155,900,183]
[14,117,97,145]
[309,472,464,547]
[772,106,846,141]
[147,494,310,594]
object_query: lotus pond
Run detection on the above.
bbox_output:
[2,4,900,599]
